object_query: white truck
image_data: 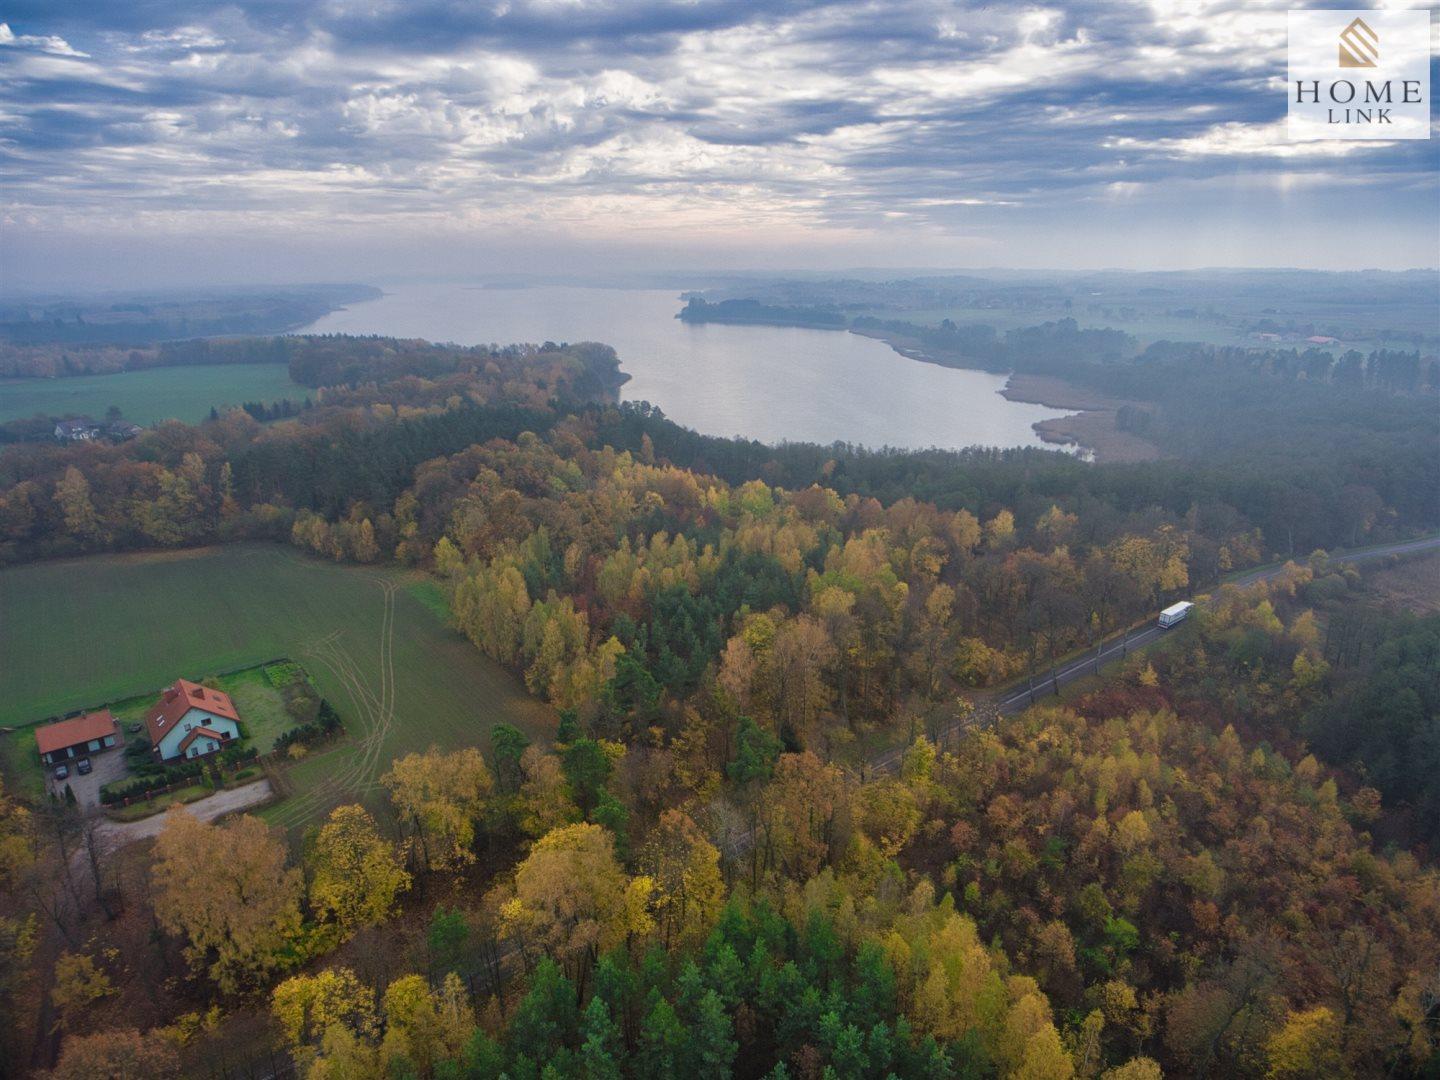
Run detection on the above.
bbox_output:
[1158,601,1195,629]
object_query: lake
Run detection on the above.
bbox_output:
[299,284,1070,452]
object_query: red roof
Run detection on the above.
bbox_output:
[178,726,229,755]
[36,710,117,756]
[146,679,240,747]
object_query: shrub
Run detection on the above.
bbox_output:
[272,699,342,755]
[220,744,258,768]
[99,746,256,805]
[283,682,321,727]
[123,739,154,765]
[100,760,205,805]
[263,661,304,689]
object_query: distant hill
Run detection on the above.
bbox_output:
[0,283,381,347]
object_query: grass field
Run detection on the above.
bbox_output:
[0,544,555,829]
[0,364,307,425]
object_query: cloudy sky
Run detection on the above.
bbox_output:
[1,0,1436,288]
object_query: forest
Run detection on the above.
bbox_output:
[0,332,1437,1079]
[0,286,380,354]
[688,270,1440,350]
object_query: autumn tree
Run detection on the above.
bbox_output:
[272,966,379,1069]
[639,810,725,949]
[54,466,105,544]
[1265,1006,1349,1080]
[856,778,921,859]
[761,615,836,749]
[382,747,493,871]
[452,561,531,666]
[307,805,411,937]
[515,746,579,838]
[49,1028,180,1080]
[50,950,114,1031]
[379,972,474,1077]
[757,752,851,881]
[984,508,1016,550]
[351,518,380,563]
[500,823,651,987]
[151,809,303,994]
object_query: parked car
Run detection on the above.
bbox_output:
[53,763,69,780]
[128,723,142,734]
[76,758,92,776]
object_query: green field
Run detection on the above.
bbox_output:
[0,544,555,828]
[0,364,307,425]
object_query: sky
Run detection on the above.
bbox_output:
[1,0,1437,289]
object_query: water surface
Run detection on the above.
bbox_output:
[301,285,1069,451]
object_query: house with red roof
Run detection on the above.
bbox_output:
[147,679,242,762]
[35,710,120,766]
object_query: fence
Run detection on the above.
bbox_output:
[110,774,202,809]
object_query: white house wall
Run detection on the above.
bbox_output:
[156,708,241,761]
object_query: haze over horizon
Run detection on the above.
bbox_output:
[2,0,1438,289]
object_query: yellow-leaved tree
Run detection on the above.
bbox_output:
[272,966,378,1071]
[50,951,114,1031]
[379,973,475,1077]
[382,747,493,872]
[1265,1006,1349,1080]
[152,809,303,994]
[639,809,725,950]
[500,822,652,983]
[307,805,411,938]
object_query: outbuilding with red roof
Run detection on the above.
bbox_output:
[35,710,120,766]
[147,679,242,762]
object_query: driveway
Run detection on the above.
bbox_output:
[47,743,130,812]
[91,777,275,848]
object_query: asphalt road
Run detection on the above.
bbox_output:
[869,535,1440,776]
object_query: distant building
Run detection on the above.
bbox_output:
[35,709,120,765]
[54,418,100,442]
[1306,335,1339,345]
[146,679,243,762]
[106,421,143,441]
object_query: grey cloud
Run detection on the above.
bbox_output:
[1,0,1435,282]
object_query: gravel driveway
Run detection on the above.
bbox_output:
[91,778,275,849]
[48,745,130,811]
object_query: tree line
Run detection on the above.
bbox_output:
[6,567,1437,1078]
[1,331,1437,1078]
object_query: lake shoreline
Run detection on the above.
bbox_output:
[843,325,1165,464]
[999,374,1162,464]
[298,284,1074,452]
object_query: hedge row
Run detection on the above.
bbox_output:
[100,744,258,805]
[273,700,342,754]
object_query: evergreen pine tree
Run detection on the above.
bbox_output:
[686,989,736,1080]
[579,996,622,1080]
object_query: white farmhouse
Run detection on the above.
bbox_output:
[146,678,242,762]
[54,419,99,442]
